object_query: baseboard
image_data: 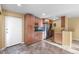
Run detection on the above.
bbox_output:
[0,42,24,51]
[21,42,24,44]
[73,39,79,42]
[0,47,6,51]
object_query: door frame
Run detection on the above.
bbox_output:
[4,15,24,48]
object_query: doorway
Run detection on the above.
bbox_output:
[5,16,23,47]
[44,19,54,42]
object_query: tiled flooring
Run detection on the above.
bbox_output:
[0,41,71,54]
[46,38,61,45]
[72,40,79,51]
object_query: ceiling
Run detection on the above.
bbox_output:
[2,4,79,18]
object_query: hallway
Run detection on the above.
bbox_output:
[0,41,71,54]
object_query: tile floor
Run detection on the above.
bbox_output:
[0,41,72,54]
[72,40,79,51]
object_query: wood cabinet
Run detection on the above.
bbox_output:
[53,16,69,45]
[54,32,62,44]
[54,16,65,44]
[61,16,65,30]
[24,14,42,45]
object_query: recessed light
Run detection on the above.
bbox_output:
[17,4,21,6]
[53,19,56,20]
[42,13,46,16]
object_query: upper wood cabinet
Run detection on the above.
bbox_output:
[61,16,65,29]
[61,16,69,30]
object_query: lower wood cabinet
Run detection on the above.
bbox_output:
[54,32,62,44]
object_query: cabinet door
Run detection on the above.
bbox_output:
[24,15,33,44]
[61,16,65,28]
[24,15,36,44]
[54,32,62,44]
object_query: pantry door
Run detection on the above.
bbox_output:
[5,16,23,47]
